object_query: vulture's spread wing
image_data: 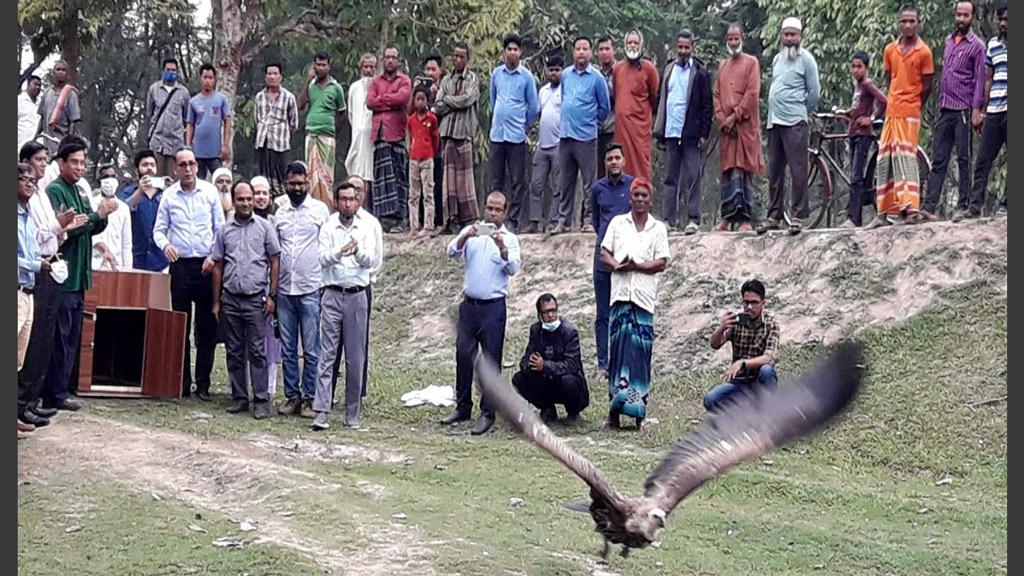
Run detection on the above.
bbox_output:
[643,341,864,514]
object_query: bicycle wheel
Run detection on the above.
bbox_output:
[916,145,933,201]
[806,152,834,229]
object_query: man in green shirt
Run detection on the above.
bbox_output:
[44,141,117,411]
[298,51,347,208]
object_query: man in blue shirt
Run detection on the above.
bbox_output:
[489,34,539,234]
[589,143,633,374]
[551,36,610,235]
[442,191,522,435]
[527,54,563,234]
[121,149,170,272]
[18,162,51,436]
[186,64,233,181]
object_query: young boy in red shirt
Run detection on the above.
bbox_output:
[407,86,440,237]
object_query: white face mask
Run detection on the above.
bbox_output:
[50,259,69,284]
[100,177,118,198]
[541,318,561,332]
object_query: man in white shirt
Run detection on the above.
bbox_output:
[345,54,377,186]
[18,76,42,152]
[92,165,133,271]
[529,54,564,234]
[599,176,670,431]
[312,181,381,430]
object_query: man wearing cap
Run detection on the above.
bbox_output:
[759,17,820,235]
[212,167,234,215]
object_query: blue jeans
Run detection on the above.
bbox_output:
[703,364,778,411]
[278,292,321,401]
[593,267,612,370]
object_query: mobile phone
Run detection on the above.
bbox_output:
[151,176,166,190]
[737,312,752,328]
[476,222,495,237]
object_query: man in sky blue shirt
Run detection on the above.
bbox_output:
[186,64,234,181]
[121,149,170,272]
[490,34,539,234]
[442,191,522,436]
[551,36,610,235]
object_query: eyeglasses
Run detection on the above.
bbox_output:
[18,176,36,185]
[742,299,762,308]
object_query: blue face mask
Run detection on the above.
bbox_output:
[541,318,561,332]
[163,70,178,83]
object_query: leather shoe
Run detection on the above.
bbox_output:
[43,398,81,412]
[252,402,271,420]
[440,410,470,425]
[19,410,50,427]
[225,399,249,414]
[30,405,58,418]
[470,414,495,435]
[196,389,212,402]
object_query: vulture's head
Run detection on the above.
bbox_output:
[623,501,667,547]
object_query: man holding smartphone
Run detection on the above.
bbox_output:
[704,278,780,411]
[123,149,170,272]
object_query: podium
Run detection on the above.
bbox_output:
[77,270,187,399]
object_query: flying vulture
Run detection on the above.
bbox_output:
[474,341,864,558]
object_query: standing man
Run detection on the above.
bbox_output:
[186,64,233,180]
[921,1,987,221]
[92,165,133,271]
[274,162,330,418]
[613,30,660,183]
[153,147,226,399]
[44,141,117,411]
[489,34,539,233]
[18,75,42,152]
[552,37,611,235]
[596,37,617,182]
[367,45,413,232]
[759,17,821,235]
[254,63,299,198]
[867,6,935,229]
[123,149,170,272]
[529,54,564,234]
[312,182,380,430]
[211,181,281,419]
[345,54,378,192]
[654,29,713,235]
[442,192,522,435]
[145,58,191,177]
[713,23,765,232]
[36,60,81,153]
[298,51,347,207]
[589,143,633,376]
[434,42,482,235]
[968,2,1008,218]
[600,178,670,431]
[18,162,51,435]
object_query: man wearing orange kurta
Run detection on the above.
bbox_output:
[612,30,660,183]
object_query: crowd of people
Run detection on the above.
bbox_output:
[15,2,1008,437]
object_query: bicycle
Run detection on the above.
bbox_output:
[804,112,933,229]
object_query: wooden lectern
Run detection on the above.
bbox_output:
[77,270,187,398]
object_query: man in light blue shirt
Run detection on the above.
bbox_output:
[760,17,821,235]
[186,64,233,181]
[551,36,611,235]
[490,34,539,233]
[18,163,49,378]
[442,191,522,435]
[527,54,564,234]
[153,147,226,399]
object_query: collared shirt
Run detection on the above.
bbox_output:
[26,187,63,256]
[145,81,191,155]
[153,178,225,258]
[727,310,780,367]
[18,203,42,288]
[847,78,888,137]
[18,92,40,152]
[212,214,281,295]
[939,31,986,111]
[255,87,299,152]
[767,50,821,128]
[37,86,81,139]
[435,68,480,140]
[560,64,611,142]
[665,59,693,138]
[123,184,170,272]
[408,111,441,160]
[368,72,413,143]
[986,36,1008,114]
[305,77,346,136]
[446,224,522,300]
[883,38,935,119]
[355,207,384,283]
[47,177,107,292]
[274,194,330,295]
[538,83,562,149]
[589,174,634,270]
[600,212,671,314]
[489,64,539,143]
[318,212,380,288]
[91,196,133,271]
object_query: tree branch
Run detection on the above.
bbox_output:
[241,9,347,64]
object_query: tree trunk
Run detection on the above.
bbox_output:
[60,15,81,85]
[212,0,244,169]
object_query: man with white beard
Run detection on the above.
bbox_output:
[758,17,820,235]
[612,29,660,183]
[345,54,377,192]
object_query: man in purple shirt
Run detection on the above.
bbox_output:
[920,0,987,220]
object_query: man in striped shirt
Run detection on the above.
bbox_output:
[254,63,299,199]
[967,1,1008,219]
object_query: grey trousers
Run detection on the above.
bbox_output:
[314,287,368,419]
[556,138,597,228]
[662,139,704,227]
[767,123,810,221]
[221,291,269,404]
[530,146,561,226]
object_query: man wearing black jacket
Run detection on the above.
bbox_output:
[653,30,713,235]
[511,293,589,424]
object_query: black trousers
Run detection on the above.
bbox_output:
[256,147,288,198]
[433,151,445,227]
[454,297,506,417]
[662,138,704,227]
[557,138,598,228]
[512,370,588,416]
[846,135,874,225]
[490,142,528,230]
[221,292,269,404]
[767,123,810,221]
[970,111,1008,213]
[332,284,371,399]
[170,257,218,395]
[923,108,973,214]
[18,271,59,413]
[197,157,222,182]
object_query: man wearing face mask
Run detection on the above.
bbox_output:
[91,164,133,271]
[145,58,192,177]
[612,30,660,182]
[512,293,589,424]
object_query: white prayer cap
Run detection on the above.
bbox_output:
[781,17,802,32]
[212,167,233,182]
[250,175,271,191]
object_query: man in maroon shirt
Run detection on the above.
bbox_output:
[367,45,413,233]
[838,51,887,228]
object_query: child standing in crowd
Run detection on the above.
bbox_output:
[407,86,440,238]
[839,51,887,228]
